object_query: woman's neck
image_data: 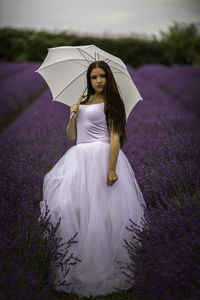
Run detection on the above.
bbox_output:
[92,93,104,101]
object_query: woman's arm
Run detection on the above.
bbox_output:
[107,128,120,186]
[66,115,77,141]
[66,96,86,141]
[108,129,120,171]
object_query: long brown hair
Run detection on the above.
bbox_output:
[81,60,127,148]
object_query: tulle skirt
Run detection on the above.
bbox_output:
[39,140,146,297]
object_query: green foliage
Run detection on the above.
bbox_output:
[0,21,200,67]
[160,21,200,65]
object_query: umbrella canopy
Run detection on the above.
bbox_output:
[35,44,143,121]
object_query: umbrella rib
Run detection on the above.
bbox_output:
[38,56,126,73]
[105,58,111,64]
[75,50,127,75]
[74,50,129,79]
[54,70,87,100]
[77,48,92,65]
[78,48,105,62]
[51,63,132,100]
[77,48,109,64]
[116,83,123,99]
[111,65,133,81]
[76,48,117,65]
[38,58,95,71]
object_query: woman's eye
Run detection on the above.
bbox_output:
[91,74,106,79]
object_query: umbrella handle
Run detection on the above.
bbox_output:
[69,98,82,120]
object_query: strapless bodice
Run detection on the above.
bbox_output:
[76,103,110,144]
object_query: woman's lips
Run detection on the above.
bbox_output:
[97,85,103,88]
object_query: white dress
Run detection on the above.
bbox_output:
[39,102,146,297]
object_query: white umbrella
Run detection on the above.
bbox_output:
[35,44,143,121]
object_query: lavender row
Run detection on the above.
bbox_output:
[0,63,199,299]
[136,63,200,118]
[126,64,200,203]
[0,88,77,300]
[0,62,33,80]
[0,62,47,132]
[124,65,200,299]
[124,192,200,300]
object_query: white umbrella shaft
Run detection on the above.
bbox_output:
[70,111,75,120]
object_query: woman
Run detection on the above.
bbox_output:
[39,60,146,297]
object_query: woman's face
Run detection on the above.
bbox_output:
[90,67,106,94]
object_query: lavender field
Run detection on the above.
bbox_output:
[0,62,200,300]
[0,62,47,133]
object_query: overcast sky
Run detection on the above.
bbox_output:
[0,0,199,39]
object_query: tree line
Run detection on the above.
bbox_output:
[0,21,200,67]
